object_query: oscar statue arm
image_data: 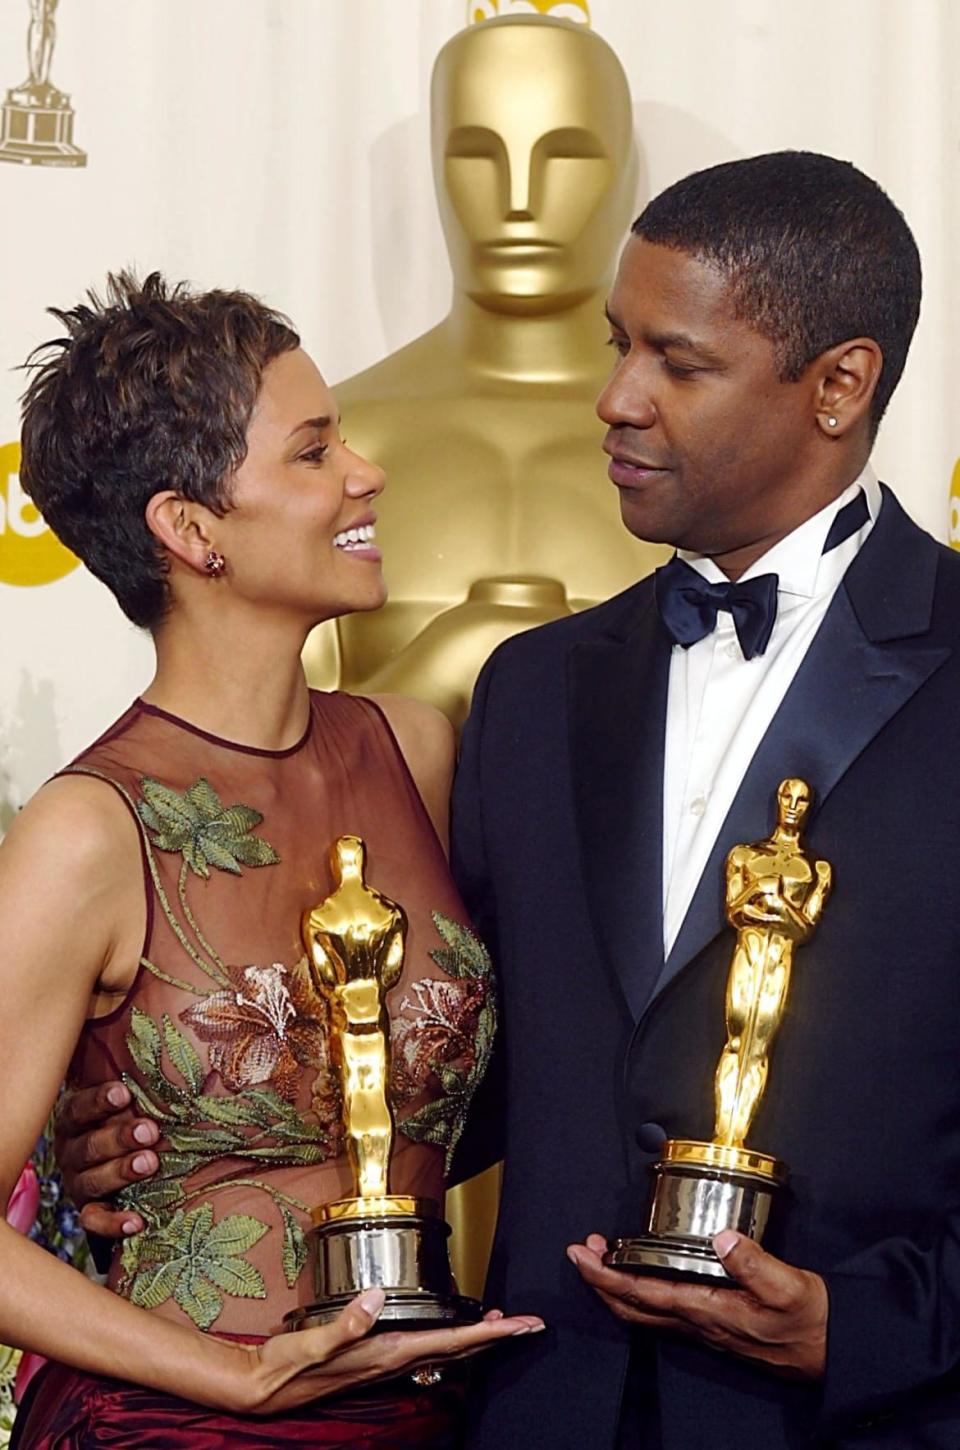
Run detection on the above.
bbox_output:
[724,846,751,912]
[802,859,833,927]
[447,650,505,1187]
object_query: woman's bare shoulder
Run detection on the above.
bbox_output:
[2,771,141,882]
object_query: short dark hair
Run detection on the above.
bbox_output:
[20,271,300,628]
[632,151,921,432]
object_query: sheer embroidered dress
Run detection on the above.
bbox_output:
[65,692,495,1336]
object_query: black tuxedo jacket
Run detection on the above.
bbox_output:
[451,489,960,1449]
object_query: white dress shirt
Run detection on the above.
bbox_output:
[661,465,881,958]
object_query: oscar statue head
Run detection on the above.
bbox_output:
[431,15,637,315]
[776,778,812,832]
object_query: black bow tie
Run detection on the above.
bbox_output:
[654,488,870,660]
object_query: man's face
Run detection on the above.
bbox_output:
[598,238,819,563]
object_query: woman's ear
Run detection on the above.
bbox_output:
[814,337,883,439]
[145,491,218,574]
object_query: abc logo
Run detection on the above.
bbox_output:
[0,441,80,587]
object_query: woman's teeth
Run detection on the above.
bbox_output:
[333,525,376,551]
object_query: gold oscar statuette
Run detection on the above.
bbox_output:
[284,835,481,1330]
[605,779,833,1282]
[0,0,86,167]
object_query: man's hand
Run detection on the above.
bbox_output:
[55,1081,161,1237]
[567,1230,828,1380]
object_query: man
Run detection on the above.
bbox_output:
[60,153,959,1447]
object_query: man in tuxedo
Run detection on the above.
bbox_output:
[57,153,957,1447]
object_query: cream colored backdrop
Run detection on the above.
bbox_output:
[0,0,957,812]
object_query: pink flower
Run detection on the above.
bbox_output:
[6,1163,39,1236]
[7,1165,46,1401]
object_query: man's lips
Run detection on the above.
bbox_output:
[606,454,672,487]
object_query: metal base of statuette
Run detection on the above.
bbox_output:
[604,1138,787,1286]
[284,1194,482,1332]
[0,85,86,167]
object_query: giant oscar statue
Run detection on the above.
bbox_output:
[304,14,667,722]
[303,13,667,1299]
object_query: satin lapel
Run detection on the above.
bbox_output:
[568,592,672,1020]
[649,491,950,1008]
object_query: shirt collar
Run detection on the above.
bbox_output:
[679,464,880,598]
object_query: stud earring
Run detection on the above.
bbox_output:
[205,550,227,577]
[826,416,839,429]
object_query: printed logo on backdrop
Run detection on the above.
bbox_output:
[469,0,591,23]
[0,0,85,167]
[0,442,80,586]
[950,458,960,552]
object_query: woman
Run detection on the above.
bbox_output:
[1,273,541,1447]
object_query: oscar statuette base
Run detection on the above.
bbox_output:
[0,85,86,167]
[284,1195,482,1332]
[604,1139,787,1286]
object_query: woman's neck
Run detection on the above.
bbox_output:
[144,609,312,753]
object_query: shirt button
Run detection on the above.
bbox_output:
[725,641,740,660]
[689,795,707,817]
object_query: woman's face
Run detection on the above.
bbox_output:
[215,348,386,624]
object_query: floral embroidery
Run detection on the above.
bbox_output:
[57,767,497,1334]
[122,1202,268,1331]
[116,1006,329,1326]
[137,776,279,879]
[181,960,330,1103]
[393,914,496,1171]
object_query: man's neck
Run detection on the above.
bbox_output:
[709,455,873,581]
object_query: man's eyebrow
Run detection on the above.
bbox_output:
[286,414,340,440]
[645,330,726,366]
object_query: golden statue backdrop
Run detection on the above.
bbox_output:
[304,15,667,726]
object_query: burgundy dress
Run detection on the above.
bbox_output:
[13,693,495,1449]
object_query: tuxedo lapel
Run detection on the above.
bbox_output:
[648,488,950,1008]
[568,587,672,1020]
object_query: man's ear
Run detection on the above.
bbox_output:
[145,491,218,573]
[814,337,883,439]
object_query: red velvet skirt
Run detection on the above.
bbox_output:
[11,1358,467,1449]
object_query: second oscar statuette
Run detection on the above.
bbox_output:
[284,835,481,1331]
[606,779,832,1283]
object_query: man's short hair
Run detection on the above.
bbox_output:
[632,151,921,432]
[20,271,300,628]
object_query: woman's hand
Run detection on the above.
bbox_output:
[225,1289,544,1415]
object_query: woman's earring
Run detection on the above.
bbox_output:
[826,416,839,429]
[205,550,227,577]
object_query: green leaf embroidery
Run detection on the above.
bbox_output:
[121,1203,269,1331]
[174,1271,223,1330]
[137,776,280,879]
[162,1014,204,1095]
[429,913,492,981]
[280,1207,309,1289]
[399,913,497,1173]
[127,1008,163,1081]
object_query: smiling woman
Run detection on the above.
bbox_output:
[0,274,541,1448]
